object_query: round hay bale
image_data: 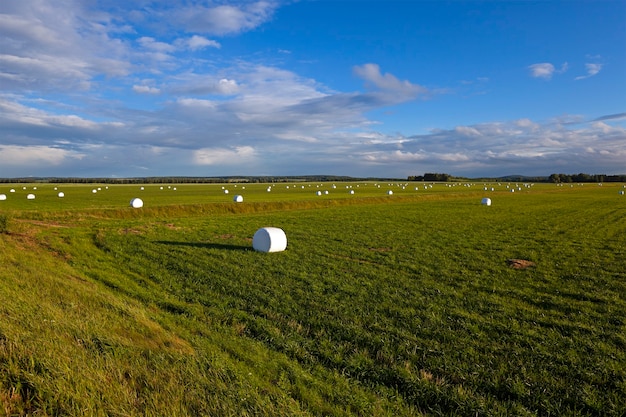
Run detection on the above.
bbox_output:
[130,198,144,208]
[316,191,322,196]
[253,227,287,253]
[233,195,244,203]
[387,190,393,195]
[349,190,355,195]
[58,192,65,198]
[27,194,35,200]
[9,189,15,193]
[0,194,6,201]
[224,189,229,194]
[619,190,625,195]
[481,197,492,206]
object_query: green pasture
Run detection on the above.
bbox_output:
[1,181,625,416]
[0,181,570,211]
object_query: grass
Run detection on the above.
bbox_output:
[1,181,625,416]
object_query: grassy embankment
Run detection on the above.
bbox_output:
[1,182,625,416]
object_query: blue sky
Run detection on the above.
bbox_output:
[1,0,624,178]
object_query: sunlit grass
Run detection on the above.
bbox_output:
[1,181,625,415]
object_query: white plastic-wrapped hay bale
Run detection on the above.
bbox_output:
[619,190,625,195]
[233,195,244,203]
[27,194,35,200]
[130,198,144,208]
[58,192,65,198]
[481,197,492,206]
[387,190,393,195]
[252,227,287,253]
[0,194,6,201]
[316,190,322,196]
[224,189,229,194]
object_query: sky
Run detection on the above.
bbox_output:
[0,0,625,179]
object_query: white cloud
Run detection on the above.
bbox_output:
[138,37,175,53]
[176,1,278,35]
[575,63,603,80]
[133,85,161,94]
[193,146,256,165]
[454,126,482,137]
[528,62,568,79]
[528,63,555,79]
[185,35,221,50]
[0,145,84,167]
[353,63,427,97]
[0,0,131,93]
[216,78,239,95]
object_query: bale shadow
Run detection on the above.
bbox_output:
[154,240,251,251]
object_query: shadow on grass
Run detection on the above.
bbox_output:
[154,240,251,251]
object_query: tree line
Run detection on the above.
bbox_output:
[548,173,626,183]
[408,173,626,183]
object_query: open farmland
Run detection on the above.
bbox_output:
[1,181,625,416]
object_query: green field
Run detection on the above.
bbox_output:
[1,181,625,416]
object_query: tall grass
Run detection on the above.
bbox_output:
[1,182,625,415]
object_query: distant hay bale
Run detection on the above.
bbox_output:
[481,197,492,206]
[58,192,65,198]
[27,194,35,200]
[349,190,355,195]
[224,189,229,194]
[9,189,15,193]
[130,198,144,208]
[233,195,244,203]
[316,191,322,196]
[252,227,287,253]
[92,189,97,193]
[619,191,625,195]
[387,190,393,195]
[0,194,6,201]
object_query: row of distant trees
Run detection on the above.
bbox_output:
[548,173,626,183]
[408,173,626,183]
[407,173,452,182]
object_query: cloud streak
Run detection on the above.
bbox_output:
[575,63,603,80]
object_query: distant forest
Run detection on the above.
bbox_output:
[0,173,624,184]
[408,172,626,183]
